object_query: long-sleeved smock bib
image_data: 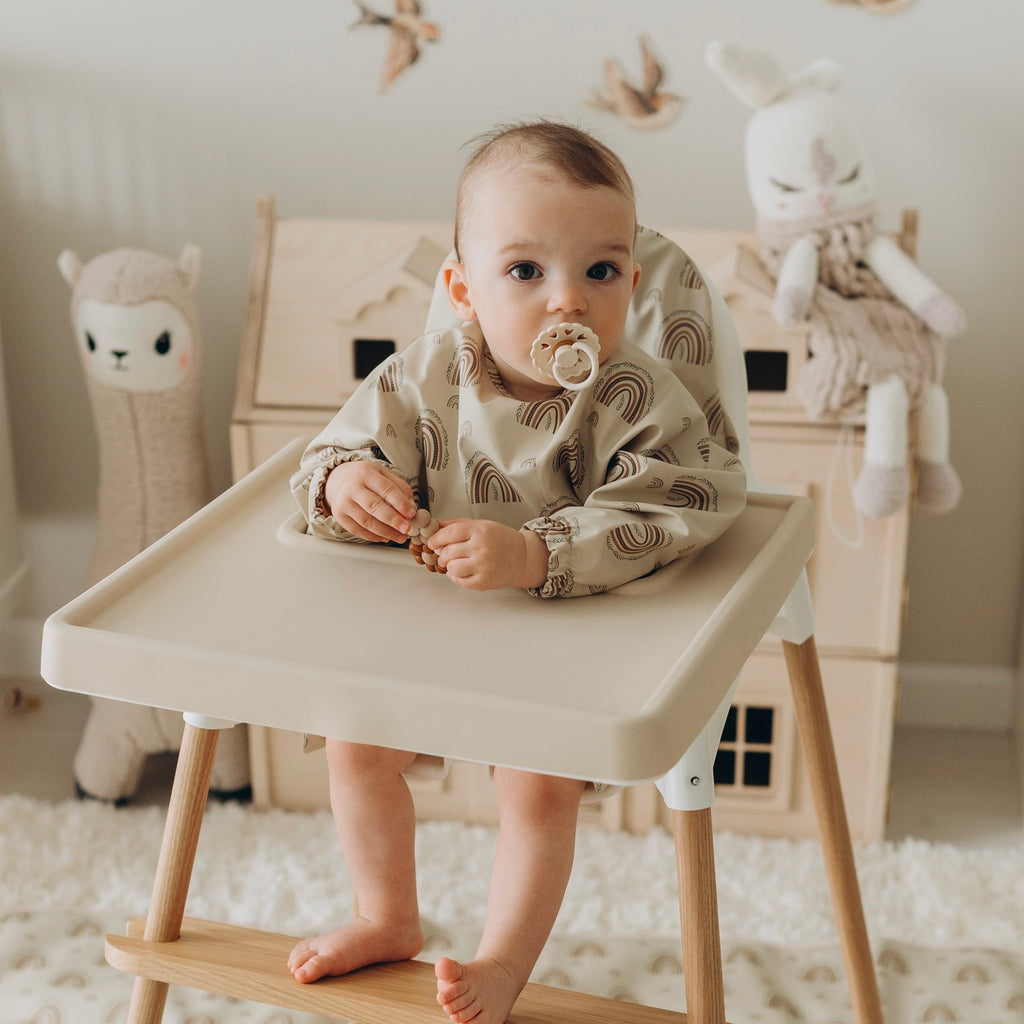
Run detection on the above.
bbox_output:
[292,320,745,597]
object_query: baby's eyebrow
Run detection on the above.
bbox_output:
[497,242,536,257]
[598,243,634,258]
[497,241,634,259]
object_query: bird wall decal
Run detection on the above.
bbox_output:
[588,35,683,131]
[827,0,918,12]
[351,0,440,92]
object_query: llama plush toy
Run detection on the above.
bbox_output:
[706,40,966,518]
[58,245,250,803]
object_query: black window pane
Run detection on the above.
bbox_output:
[745,706,774,745]
[714,748,736,786]
[721,705,738,744]
[743,751,773,788]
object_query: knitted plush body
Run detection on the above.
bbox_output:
[707,40,966,518]
[58,246,250,803]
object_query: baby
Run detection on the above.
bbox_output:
[288,120,746,1023]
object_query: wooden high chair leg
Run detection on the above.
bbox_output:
[124,722,219,1024]
[782,636,884,1024]
[673,807,726,1024]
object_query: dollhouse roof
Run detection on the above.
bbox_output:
[705,243,775,303]
[331,236,448,323]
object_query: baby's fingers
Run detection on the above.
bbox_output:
[328,464,416,543]
[426,519,471,551]
[372,469,417,519]
[357,486,414,543]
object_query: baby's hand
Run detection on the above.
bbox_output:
[324,461,416,544]
[428,519,549,592]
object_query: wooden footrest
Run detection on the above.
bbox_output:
[107,918,696,1023]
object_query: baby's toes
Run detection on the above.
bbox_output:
[287,939,312,972]
[436,980,469,1007]
[435,955,464,986]
[291,951,329,983]
[457,1003,484,1024]
[441,995,481,1024]
[438,985,475,1013]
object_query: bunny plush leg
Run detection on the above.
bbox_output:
[914,383,962,513]
[854,373,910,519]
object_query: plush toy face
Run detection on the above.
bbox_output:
[745,90,875,222]
[74,298,195,392]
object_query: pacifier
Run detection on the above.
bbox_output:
[529,323,601,391]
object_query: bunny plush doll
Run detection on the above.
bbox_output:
[706,40,965,518]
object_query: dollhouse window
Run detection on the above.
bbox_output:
[744,350,789,393]
[354,338,397,379]
[714,704,777,791]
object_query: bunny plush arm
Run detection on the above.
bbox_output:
[865,234,967,338]
[773,233,819,326]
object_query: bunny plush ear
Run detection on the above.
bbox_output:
[705,39,792,108]
[57,249,83,289]
[706,40,843,108]
[177,243,201,292]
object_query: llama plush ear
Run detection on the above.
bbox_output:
[178,244,201,292]
[705,39,791,109]
[57,249,82,289]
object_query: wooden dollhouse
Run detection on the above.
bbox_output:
[231,197,914,840]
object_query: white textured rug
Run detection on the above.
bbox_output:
[2,794,1024,1023]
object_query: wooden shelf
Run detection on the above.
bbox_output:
[107,917,699,1024]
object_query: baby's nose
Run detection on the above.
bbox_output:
[547,278,586,315]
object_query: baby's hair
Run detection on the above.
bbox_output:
[453,120,636,260]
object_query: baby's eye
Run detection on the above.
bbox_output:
[587,262,620,282]
[509,262,541,281]
[769,177,803,194]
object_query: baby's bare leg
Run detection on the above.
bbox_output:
[288,740,423,983]
[435,769,585,1024]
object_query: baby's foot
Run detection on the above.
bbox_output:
[288,916,422,983]
[435,955,522,1024]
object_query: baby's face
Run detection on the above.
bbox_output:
[445,163,640,400]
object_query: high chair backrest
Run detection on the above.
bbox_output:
[426,225,813,641]
[425,225,755,486]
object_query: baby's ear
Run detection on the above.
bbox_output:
[443,258,475,322]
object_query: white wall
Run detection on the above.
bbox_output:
[2,0,1022,681]
[0,324,29,619]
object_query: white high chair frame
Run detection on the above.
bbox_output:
[41,231,884,1024]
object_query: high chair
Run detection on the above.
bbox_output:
[41,227,884,1024]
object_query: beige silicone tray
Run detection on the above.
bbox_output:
[41,440,813,786]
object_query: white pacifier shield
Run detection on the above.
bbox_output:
[530,323,600,391]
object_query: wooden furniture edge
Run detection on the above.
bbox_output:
[232,194,276,426]
[108,917,701,1024]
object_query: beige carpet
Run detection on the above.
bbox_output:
[3,795,1024,1023]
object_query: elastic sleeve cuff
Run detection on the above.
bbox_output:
[523,517,576,599]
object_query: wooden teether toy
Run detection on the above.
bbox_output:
[530,322,601,390]
[409,507,446,573]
